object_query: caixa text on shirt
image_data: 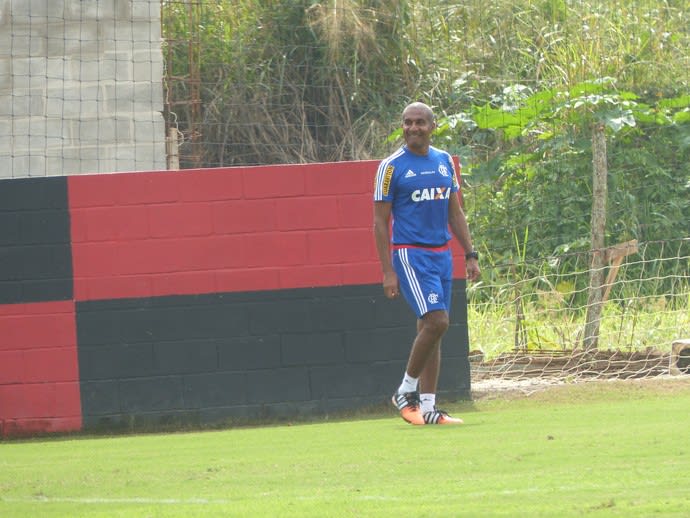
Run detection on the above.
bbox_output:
[411,187,450,202]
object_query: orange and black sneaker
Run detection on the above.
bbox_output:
[391,391,424,425]
[423,407,464,425]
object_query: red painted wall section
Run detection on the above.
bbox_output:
[69,160,468,302]
[0,160,467,437]
[0,301,81,437]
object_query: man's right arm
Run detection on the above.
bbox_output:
[373,201,399,298]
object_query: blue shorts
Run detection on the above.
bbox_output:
[392,245,453,318]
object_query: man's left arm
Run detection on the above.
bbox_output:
[448,193,480,281]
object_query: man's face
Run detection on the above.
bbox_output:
[402,106,435,154]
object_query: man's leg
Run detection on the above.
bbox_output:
[392,310,448,425]
[417,316,443,416]
[419,340,441,413]
[391,247,452,424]
[404,310,448,378]
[417,322,463,425]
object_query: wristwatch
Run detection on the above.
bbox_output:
[465,250,479,260]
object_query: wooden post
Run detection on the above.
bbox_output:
[602,239,639,303]
[582,124,608,350]
[167,127,180,170]
[512,263,527,351]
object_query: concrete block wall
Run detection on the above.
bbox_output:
[0,160,472,436]
[0,177,81,436]
[0,0,166,179]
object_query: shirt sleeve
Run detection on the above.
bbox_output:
[449,153,460,193]
[373,159,396,202]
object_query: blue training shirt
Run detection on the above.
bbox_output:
[374,145,460,246]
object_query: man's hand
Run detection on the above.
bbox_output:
[383,271,400,298]
[466,258,481,282]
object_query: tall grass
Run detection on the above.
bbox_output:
[416,0,689,100]
[161,0,690,166]
[468,294,690,359]
[467,247,690,359]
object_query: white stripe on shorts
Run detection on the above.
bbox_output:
[399,248,427,315]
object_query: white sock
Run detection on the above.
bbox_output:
[420,393,436,414]
[397,372,418,394]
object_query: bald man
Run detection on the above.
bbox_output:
[373,102,480,425]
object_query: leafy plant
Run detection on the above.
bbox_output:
[437,79,689,295]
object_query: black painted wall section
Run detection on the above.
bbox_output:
[0,177,73,304]
[77,282,470,428]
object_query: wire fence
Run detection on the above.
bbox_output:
[468,237,690,390]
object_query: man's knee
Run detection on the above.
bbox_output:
[422,310,449,336]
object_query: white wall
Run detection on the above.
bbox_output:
[0,0,166,178]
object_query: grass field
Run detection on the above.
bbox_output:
[2,377,690,517]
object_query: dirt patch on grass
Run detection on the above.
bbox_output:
[471,375,690,403]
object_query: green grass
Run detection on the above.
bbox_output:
[468,299,690,359]
[2,378,690,517]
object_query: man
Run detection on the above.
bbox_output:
[373,102,481,425]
